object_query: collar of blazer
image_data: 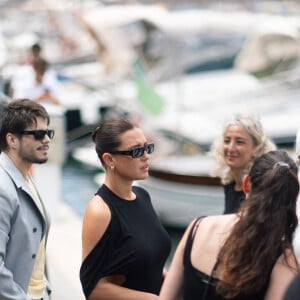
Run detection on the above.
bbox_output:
[0,152,49,226]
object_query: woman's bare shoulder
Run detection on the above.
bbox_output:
[84,195,111,222]
[194,214,238,245]
[82,195,112,260]
[200,214,238,230]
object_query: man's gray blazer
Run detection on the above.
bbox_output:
[0,152,51,300]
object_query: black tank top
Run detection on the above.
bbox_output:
[80,184,171,298]
[183,217,272,300]
[224,182,245,214]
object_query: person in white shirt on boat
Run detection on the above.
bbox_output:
[10,43,61,107]
[210,114,276,214]
[23,57,61,106]
[11,44,58,97]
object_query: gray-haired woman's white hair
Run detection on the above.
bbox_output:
[210,114,276,184]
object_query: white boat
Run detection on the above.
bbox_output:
[79,5,249,82]
[71,144,103,171]
[137,154,223,228]
[0,25,6,70]
[80,5,300,147]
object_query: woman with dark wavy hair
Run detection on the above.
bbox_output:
[160,149,299,300]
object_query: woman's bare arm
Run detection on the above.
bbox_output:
[89,276,158,300]
[265,249,298,300]
[160,220,196,300]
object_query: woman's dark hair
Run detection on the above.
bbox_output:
[0,99,50,151]
[217,149,299,298]
[92,119,137,167]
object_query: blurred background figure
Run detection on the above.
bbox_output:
[10,43,60,106]
[23,57,60,106]
[210,114,276,214]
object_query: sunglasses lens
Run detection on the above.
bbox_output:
[34,131,46,140]
[132,147,144,158]
[33,130,54,140]
[146,143,154,154]
[47,130,55,139]
[131,144,154,158]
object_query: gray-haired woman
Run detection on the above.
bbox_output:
[210,114,276,214]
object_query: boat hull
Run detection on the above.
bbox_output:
[138,175,224,229]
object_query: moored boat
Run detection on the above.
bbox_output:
[137,153,224,228]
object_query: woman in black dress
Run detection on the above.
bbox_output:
[80,119,171,300]
[160,150,299,300]
[210,114,276,214]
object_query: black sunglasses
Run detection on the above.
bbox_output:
[20,130,55,141]
[108,143,155,158]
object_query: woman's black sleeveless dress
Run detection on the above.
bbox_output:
[80,184,171,299]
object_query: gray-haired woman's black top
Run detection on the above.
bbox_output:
[224,182,245,214]
[80,184,171,299]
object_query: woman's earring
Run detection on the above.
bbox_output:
[111,165,115,171]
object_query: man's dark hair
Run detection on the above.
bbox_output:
[31,43,42,57]
[0,99,50,151]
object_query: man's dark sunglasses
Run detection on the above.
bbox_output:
[20,130,55,141]
[109,143,154,158]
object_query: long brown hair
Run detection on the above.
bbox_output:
[216,150,299,298]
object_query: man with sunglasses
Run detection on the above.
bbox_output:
[0,99,54,300]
